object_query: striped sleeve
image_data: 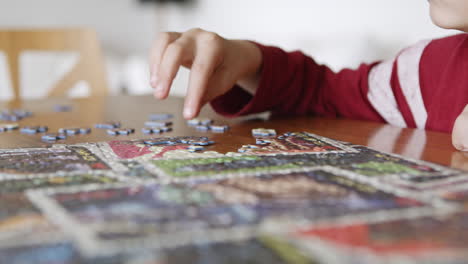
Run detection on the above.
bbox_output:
[368,39,431,129]
[211,37,466,132]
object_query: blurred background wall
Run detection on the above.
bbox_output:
[0,0,457,100]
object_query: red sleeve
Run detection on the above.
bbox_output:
[210,43,384,123]
[420,34,468,133]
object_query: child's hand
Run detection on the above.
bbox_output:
[149,28,262,119]
[452,105,468,151]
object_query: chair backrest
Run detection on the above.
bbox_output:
[0,28,108,99]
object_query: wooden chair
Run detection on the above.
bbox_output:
[0,29,108,99]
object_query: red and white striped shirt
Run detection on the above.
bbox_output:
[211,34,468,133]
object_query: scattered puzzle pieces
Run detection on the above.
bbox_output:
[0,109,32,121]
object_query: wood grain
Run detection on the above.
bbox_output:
[0,95,465,170]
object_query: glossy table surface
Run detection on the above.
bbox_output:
[0,95,465,171]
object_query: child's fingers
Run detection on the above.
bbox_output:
[156,38,194,99]
[149,32,180,88]
[183,34,224,119]
[200,66,237,106]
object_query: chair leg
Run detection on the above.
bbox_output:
[6,51,20,100]
[48,61,82,97]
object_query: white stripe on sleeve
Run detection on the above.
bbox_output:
[368,59,407,127]
[397,39,431,129]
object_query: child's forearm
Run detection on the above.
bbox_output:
[210,43,385,122]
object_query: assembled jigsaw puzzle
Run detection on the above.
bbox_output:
[1,129,468,263]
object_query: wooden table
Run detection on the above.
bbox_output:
[0,95,465,170]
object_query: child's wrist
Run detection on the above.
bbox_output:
[233,40,263,93]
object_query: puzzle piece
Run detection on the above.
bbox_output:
[0,109,32,121]
[41,133,67,142]
[256,138,272,145]
[142,127,162,134]
[144,121,172,127]
[252,128,277,137]
[187,118,213,126]
[209,125,230,133]
[53,104,72,112]
[178,136,209,144]
[20,126,48,134]
[192,124,230,133]
[95,122,121,129]
[144,138,178,146]
[144,127,172,134]
[160,126,172,132]
[186,140,215,146]
[149,113,173,121]
[238,145,260,153]
[58,127,91,135]
[58,128,79,135]
[0,123,19,132]
[187,145,205,152]
[79,128,91,134]
[195,125,210,131]
[107,128,135,136]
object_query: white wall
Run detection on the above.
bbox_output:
[0,0,458,100]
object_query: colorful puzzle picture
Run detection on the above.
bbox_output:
[239,132,357,155]
[0,131,467,263]
[151,147,457,186]
[27,167,426,256]
[0,146,111,176]
[154,235,318,264]
[294,211,468,263]
[96,136,217,161]
[97,139,188,160]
